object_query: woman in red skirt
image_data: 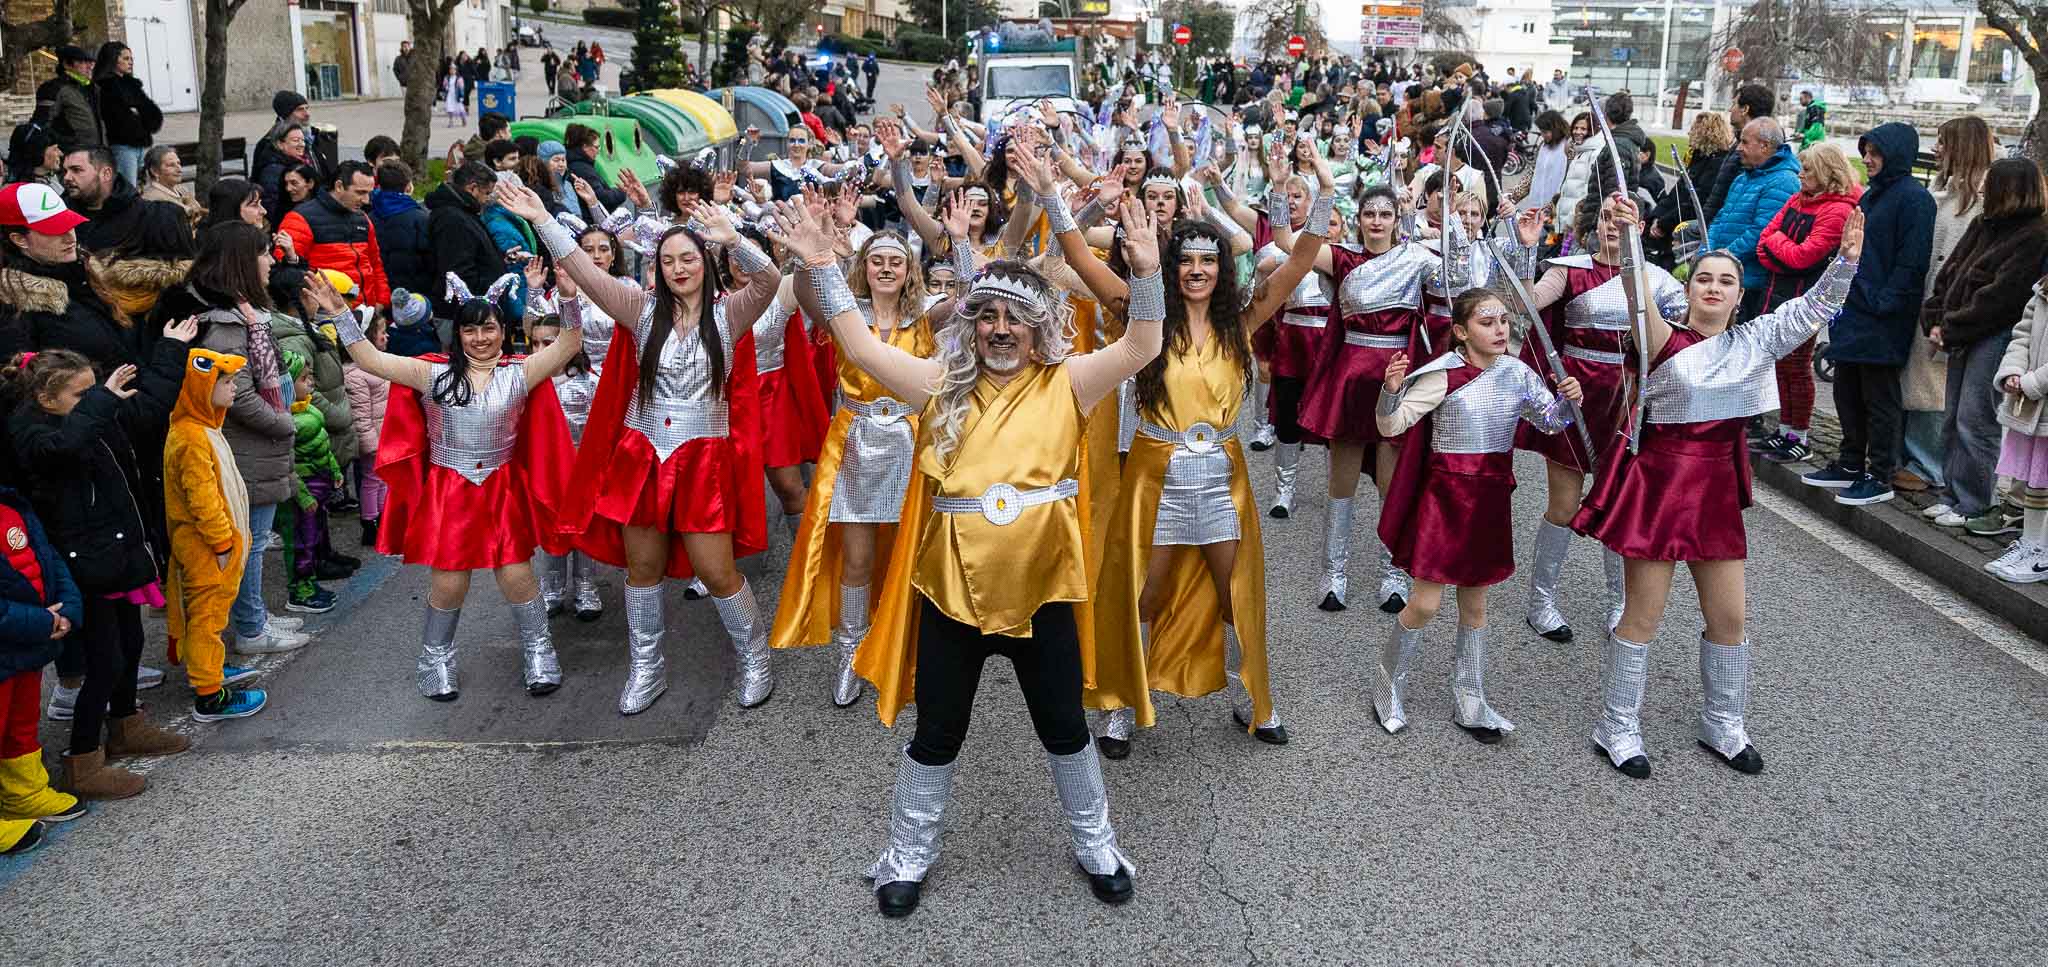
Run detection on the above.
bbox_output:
[1572,201,1865,779]
[498,182,784,716]
[328,277,583,701]
[1373,290,1582,743]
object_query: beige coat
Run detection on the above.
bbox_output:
[1907,185,1979,411]
[140,178,204,228]
[1997,289,2048,436]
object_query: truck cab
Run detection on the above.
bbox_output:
[974,23,1083,124]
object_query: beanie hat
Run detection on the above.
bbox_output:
[281,349,307,382]
[273,90,309,119]
[389,289,432,328]
[537,140,566,161]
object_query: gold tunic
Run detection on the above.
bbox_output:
[1089,333,1275,731]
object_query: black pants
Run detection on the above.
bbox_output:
[71,597,143,755]
[1833,361,1904,479]
[865,74,877,99]
[908,599,1090,767]
[1270,375,1307,446]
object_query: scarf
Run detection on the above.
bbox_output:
[239,304,286,412]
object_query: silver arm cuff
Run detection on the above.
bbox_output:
[1044,192,1078,235]
[1126,269,1167,323]
[1264,189,1291,233]
[1376,383,1405,417]
[1202,202,1248,243]
[1300,188,1335,239]
[950,236,977,280]
[891,157,914,197]
[1211,179,1237,208]
[599,202,638,236]
[729,238,774,275]
[1075,197,1107,230]
[327,308,367,349]
[536,217,580,262]
[811,262,859,321]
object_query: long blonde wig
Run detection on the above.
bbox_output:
[925,259,1073,466]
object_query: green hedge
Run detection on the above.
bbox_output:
[528,0,547,11]
[895,29,954,64]
[582,7,633,28]
[820,33,886,58]
[862,28,886,42]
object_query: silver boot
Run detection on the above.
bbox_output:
[832,583,870,707]
[1593,632,1651,769]
[1270,442,1301,518]
[1525,519,1574,639]
[714,578,776,708]
[1046,744,1135,879]
[1225,623,1284,737]
[1376,543,1412,614]
[1319,496,1353,609]
[1450,624,1514,735]
[867,750,956,891]
[511,596,562,695]
[1372,620,1425,734]
[536,552,567,616]
[417,603,460,700]
[1603,547,1627,633]
[1698,637,1760,770]
[570,552,604,619]
[618,583,668,715]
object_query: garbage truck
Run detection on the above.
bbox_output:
[973,20,1084,124]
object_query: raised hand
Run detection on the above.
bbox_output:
[1191,163,1220,186]
[495,182,551,222]
[712,169,736,203]
[924,85,947,119]
[104,363,139,399]
[683,198,739,246]
[877,117,908,160]
[162,315,200,344]
[1839,208,1865,262]
[555,265,579,302]
[523,253,547,289]
[765,198,835,264]
[1382,351,1410,393]
[1515,208,1545,247]
[571,173,599,208]
[1009,139,1055,195]
[618,167,652,209]
[1119,196,1160,276]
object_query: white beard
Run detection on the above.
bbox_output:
[979,348,1027,375]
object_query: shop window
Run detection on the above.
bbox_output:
[1969,27,2022,85]
[1910,18,1962,80]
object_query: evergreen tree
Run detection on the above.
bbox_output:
[627,0,690,92]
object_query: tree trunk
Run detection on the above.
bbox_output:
[196,0,234,196]
[698,3,712,84]
[2026,78,2048,174]
[0,3,76,93]
[401,15,451,179]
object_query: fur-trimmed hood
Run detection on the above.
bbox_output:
[88,254,191,320]
[0,266,71,315]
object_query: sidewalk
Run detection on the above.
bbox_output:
[1757,383,2048,641]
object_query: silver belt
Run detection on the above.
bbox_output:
[931,478,1079,526]
[841,395,912,425]
[1137,420,1235,454]
[625,398,730,442]
[1280,311,1328,329]
[1562,345,1627,366]
[1344,331,1409,349]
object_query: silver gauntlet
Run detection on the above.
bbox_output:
[536,217,580,262]
[328,308,367,349]
[1126,269,1167,322]
[1211,179,1237,208]
[1075,196,1108,230]
[729,238,774,275]
[950,236,977,280]
[1044,191,1078,235]
[1265,189,1291,233]
[891,157,914,197]
[1301,188,1335,239]
[811,262,859,320]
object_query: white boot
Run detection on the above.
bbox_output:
[1269,442,1301,519]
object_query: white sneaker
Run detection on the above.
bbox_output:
[136,664,165,690]
[1934,511,1968,528]
[45,684,79,722]
[1922,503,1954,520]
[233,629,309,655]
[1991,541,2048,583]
[1986,540,2034,577]
[266,614,305,634]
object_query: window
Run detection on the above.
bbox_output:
[986,64,1073,99]
[1910,18,1963,80]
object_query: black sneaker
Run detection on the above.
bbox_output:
[1835,473,1896,506]
[314,558,357,581]
[1763,436,1813,464]
[1801,462,1861,489]
[1745,416,1772,442]
[1747,430,1782,454]
[1,819,47,856]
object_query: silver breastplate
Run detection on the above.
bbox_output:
[1338,242,1433,316]
[753,295,794,374]
[1264,243,1333,313]
[1434,359,1549,454]
[552,371,598,442]
[1561,261,1688,332]
[624,302,737,460]
[578,294,616,377]
[425,363,528,484]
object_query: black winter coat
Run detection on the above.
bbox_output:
[1650,147,1728,235]
[424,183,500,317]
[75,182,194,261]
[567,154,626,211]
[0,259,144,372]
[0,486,81,681]
[95,74,162,149]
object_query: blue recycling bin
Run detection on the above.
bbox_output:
[478,82,517,119]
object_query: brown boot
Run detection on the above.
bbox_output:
[105,714,190,759]
[59,748,145,800]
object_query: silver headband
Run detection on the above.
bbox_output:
[964,186,990,201]
[865,235,909,258]
[1180,236,1220,254]
[1142,174,1179,192]
[1361,198,1398,216]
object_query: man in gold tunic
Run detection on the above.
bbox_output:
[773,190,1166,918]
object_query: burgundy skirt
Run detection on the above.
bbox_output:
[1298,341,1398,444]
[1572,417,1751,561]
[1515,348,1627,472]
[1268,318,1326,380]
[1390,451,1518,587]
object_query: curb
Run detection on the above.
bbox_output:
[1753,454,2048,641]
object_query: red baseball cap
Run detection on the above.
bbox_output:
[0,182,87,236]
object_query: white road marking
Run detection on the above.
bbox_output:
[1752,487,2048,676]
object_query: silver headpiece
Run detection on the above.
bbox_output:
[964,186,990,201]
[1180,236,1220,254]
[1142,173,1179,192]
[864,234,909,258]
[967,270,1049,313]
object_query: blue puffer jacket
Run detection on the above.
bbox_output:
[0,486,82,682]
[1826,122,1936,366]
[1704,142,1801,289]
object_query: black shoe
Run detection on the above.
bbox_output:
[1701,740,1764,775]
[1317,592,1346,612]
[330,497,360,515]
[327,550,362,569]
[1378,593,1405,615]
[1762,437,1813,464]
[683,584,707,601]
[42,797,88,823]
[575,607,603,622]
[1232,709,1290,745]
[876,879,922,917]
[1096,734,1131,760]
[527,680,560,697]
[1527,617,1574,643]
[1,819,46,856]
[1459,723,1506,745]
[1083,864,1134,904]
[1745,416,1771,441]
[1747,430,1781,454]
[315,559,357,581]
[359,519,380,547]
[427,689,459,703]
[1268,505,1290,519]
[1595,742,1651,778]
[545,601,566,618]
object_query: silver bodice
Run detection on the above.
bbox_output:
[1260,242,1333,318]
[577,295,617,377]
[1337,242,1438,316]
[424,363,528,485]
[623,300,742,460]
[1554,256,1689,332]
[1392,353,1572,454]
[552,371,598,442]
[753,294,796,374]
[1644,257,1857,424]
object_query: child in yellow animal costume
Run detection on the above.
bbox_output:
[163,349,269,721]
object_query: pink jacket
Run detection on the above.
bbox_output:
[344,363,389,453]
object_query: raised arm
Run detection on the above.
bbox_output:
[1067,207,1165,411]
[1032,150,1130,315]
[1245,161,1334,326]
[501,182,650,332]
[519,314,584,391]
[685,198,782,334]
[772,199,944,407]
[1374,352,1445,438]
[314,278,433,393]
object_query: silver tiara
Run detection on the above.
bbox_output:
[1142,174,1179,192]
[1180,236,1220,254]
[1360,197,1398,215]
[865,235,908,258]
[964,186,990,201]
[967,271,1046,311]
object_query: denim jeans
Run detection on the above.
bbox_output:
[111,144,146,189]
[231,502,280,639]
[1940,332,2014,516]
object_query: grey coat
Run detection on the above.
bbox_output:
[196,308,297,505]
[271,312,359,465]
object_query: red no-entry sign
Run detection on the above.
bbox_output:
[1287,35,1307,57]
[1174,24,1192,46]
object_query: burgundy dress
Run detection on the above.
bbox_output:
[1515,256,1688,472]
[1298,242,1438,444]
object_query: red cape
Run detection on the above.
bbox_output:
[376,354,576,559]
[775,307,831,465]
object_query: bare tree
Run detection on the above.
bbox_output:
[1979,2,2048,168]
[402,0,469,178]
[195,0,253,194]
[0,0,75,91]
[1711,0,1902,94]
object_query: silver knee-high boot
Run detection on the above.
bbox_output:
[418,603,460,700]
[1594,632,1651,777]
[832,583,869,707]
[714,578,776,708]
[1046,744,1135,902]
[1270,442,1301,518]
[619,583,668,715]
[867,749,956,916]
[570,552,604,620]
[1225,623,1287,743]
[536,552,568,617]
[1319,496,1354,610]
[1525,519,1574,641]
[511,596,561,696]
[1375,542,1412,614]
[1603,547,1627,633]
[1698,637,1763,773]
[1373,620,1424,734]
[1450,624,1514,739]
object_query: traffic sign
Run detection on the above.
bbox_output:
[1722,47,1745,73]
[1147,17,1164,45]
[1360,3,1424,49]
[1287,35,1307,57]
[1174,23,1191,45]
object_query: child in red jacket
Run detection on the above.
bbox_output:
[1752,143,1864,464]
